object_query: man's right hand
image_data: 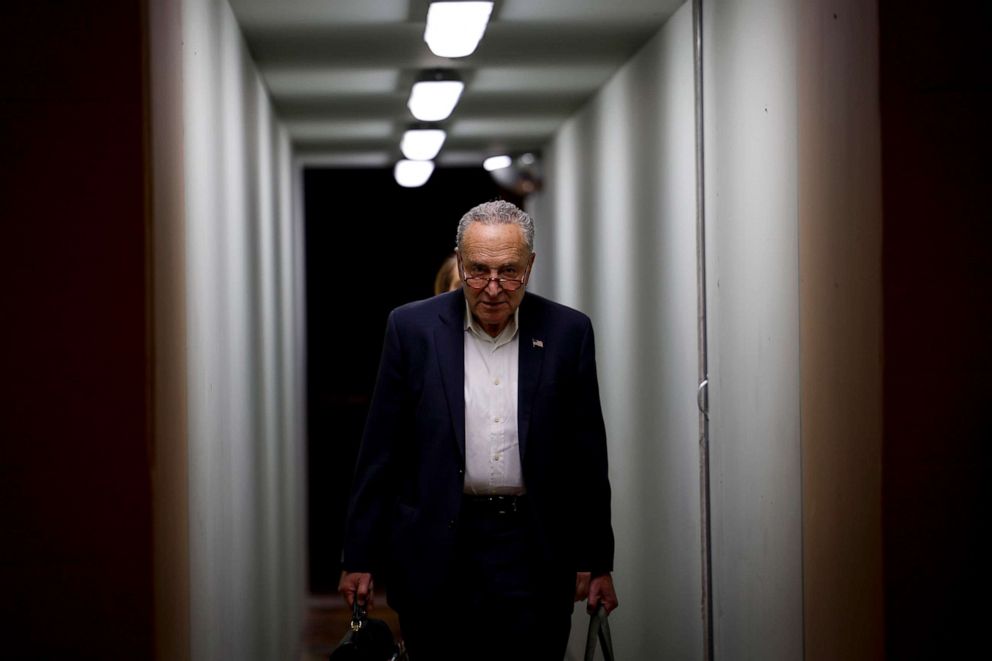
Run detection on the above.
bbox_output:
[338,571,374,610]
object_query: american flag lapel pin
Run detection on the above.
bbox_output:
[532,338,544,349]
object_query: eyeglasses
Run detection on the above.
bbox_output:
[460,266,529,292]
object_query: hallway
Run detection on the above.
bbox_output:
[2,1,987,659]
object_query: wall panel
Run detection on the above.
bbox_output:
[798,1,883,658]
[177,1,306,659]
[531,4,703,658]
[703,1,805,657]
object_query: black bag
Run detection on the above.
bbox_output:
[328,600,400,661]
[584,605,615,661]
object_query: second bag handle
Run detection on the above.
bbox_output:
[584,605,615,661]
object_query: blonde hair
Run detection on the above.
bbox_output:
[433,253,461,295]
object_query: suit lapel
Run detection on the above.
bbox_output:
[435,291,466,461]
[517,294,545,461]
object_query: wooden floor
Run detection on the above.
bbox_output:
[302,592,402,661]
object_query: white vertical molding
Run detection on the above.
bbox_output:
[647,8,705,656]
[253,74,280,660]
[149,0,191,655]
[182,0,222,656]
[551,121,583,311]
[180,2,304,659]
[591,63,637,463]
[220,8,254,658]
[286,148,309,660]
[703,0,804,658]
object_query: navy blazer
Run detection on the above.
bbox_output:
[342,288,614,611]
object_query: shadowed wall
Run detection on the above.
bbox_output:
[1,1,153,657]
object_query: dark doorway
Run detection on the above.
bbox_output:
[304,167,521,594]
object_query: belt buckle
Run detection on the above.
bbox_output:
[495,495,517,515]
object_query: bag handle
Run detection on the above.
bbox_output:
[350,598,369,632]
[584,605,615,661]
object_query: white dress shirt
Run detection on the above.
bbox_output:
[462,301,525,495]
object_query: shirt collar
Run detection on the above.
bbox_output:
[464,298,520,347]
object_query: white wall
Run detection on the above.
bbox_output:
[530,3,703,658]
[175,0,307,659]
[534,0,883,658]
[703,1,883,658]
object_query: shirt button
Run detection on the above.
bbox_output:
[494,416,500,423]
[448,519,456,529]
[494,377,501,385]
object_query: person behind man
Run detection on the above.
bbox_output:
[433,252,461,295]
[339,200,618,660]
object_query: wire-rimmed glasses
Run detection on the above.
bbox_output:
[460,266,529,292]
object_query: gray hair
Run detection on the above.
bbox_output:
[455,200,535,252]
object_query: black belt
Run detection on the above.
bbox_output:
[461,494,528,516]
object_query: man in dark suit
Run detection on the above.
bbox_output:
[339,201,617,660]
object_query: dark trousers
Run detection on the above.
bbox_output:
[398,498,573,661]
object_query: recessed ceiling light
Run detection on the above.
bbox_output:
[424,2,494,58]
[394,160,435,188]
[401,129,447,161]
[483,155,512,171]
[407,80,465,121]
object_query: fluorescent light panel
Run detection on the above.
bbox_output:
[407,80,464,121]
[424,2,494,58]
[401,129,446,161]
[394,160,435,188]
[483,155,512,171]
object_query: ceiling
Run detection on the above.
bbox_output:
[229,0,684,167]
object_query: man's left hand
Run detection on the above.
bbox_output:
[585,572,618,614]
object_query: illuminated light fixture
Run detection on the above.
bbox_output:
[424,2,494,58]
[487,153,543,196]
[401,129,446,161]
[394,159,435,188]
[483,155,512,171]
[408,80,464,121]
